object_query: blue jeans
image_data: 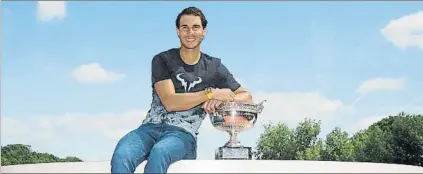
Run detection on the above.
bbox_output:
[110,123,197,174]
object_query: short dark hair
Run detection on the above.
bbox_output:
[175,7,208,29]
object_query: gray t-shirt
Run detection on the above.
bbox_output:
[142,48,240,139]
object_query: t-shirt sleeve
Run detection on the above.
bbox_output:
[216,61,241,92]
[151,54,171,85]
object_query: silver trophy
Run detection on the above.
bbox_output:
[210,100,266,160]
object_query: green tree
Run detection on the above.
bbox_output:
[2,155,10,166]
[255,118,324,160]
[254,121,296,160]
[295,139,323,160]
[61,156,84,162]
[292,118,323,160]
[350,112,422,166]
[1,144,83,166]
[254,113,422,166]
[388,113,423,166]
[350,130,370,162]
[355,120,395,163]
[321,127,354,161]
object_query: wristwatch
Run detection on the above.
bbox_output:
[204,87,213,99]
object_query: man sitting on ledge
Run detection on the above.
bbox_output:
[110,6,253,174]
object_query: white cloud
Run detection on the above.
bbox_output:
[1,91,350,161]
[347,99,423,135]
[71,63,125,84]
[55,110,147,141]
[356,78,405,95]
[347,115,387,134]
[36,1,66,22]
[1,110,146,161]
[381,10,423,50]
[252,92,346,123]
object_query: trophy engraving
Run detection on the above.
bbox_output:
[210,100,266,160]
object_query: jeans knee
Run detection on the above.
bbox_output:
[149,146,171,161]
[113,145,146,166]
[144,147,172,174]
[111,152,135,174]
[111,150,130,165]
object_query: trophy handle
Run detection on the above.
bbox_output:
[255,100,266,113]
[257,100,267,106]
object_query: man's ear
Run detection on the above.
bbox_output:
[176,28,180,37]
[202,27,207,36]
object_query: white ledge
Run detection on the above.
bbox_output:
[1,160,423,173]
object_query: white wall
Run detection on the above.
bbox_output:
[2,160,423,173]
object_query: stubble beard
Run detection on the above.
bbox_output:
[180,36,204,50]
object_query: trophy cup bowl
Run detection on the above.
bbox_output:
[210,100,266,160]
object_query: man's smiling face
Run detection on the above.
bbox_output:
[176,15,207,50]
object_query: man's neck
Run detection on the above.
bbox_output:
[180,47,201,65]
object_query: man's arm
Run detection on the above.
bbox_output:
[202,62,253,113]
[216,61,253,103]
[154,79,209,112]
[155,80,236,111]
[233,87,253,104]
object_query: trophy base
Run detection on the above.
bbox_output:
[215,146,252,160]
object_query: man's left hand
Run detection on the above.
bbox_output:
[202,99,223,114]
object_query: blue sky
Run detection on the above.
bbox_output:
[2,2,423,161]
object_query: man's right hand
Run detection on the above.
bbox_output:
[211,88,235,102]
